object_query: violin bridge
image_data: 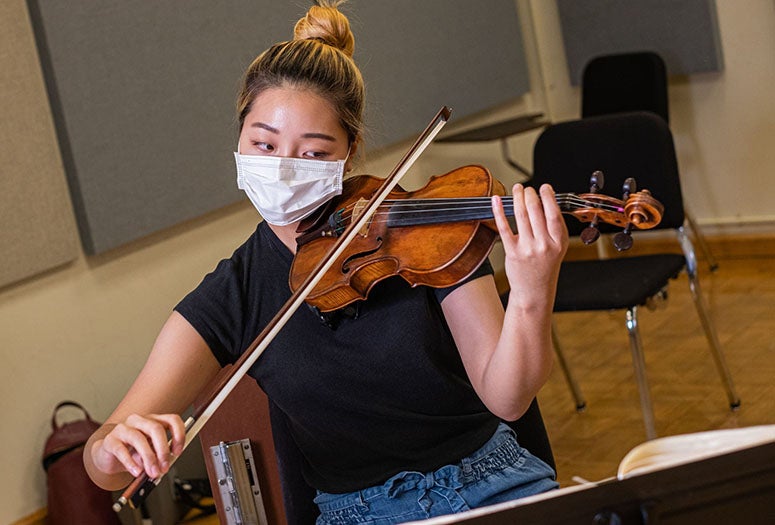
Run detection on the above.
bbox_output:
[352,197,371,236]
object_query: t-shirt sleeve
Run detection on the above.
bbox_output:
[433,257,495,304]
[174,255,247,368]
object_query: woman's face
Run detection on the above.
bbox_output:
[239,87,351,163]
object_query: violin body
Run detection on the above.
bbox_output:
[290,165,505,312]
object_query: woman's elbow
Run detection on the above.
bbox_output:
[489,397,533,422]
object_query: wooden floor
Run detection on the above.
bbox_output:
[540,249,775,487]
[182,237,775,522]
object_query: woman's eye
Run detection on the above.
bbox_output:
[304,151,328,159]
[251,141,273,152]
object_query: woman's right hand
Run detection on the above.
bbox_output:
[90,413,187,481]
[83,312,222,490]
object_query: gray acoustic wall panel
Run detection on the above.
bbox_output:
[557,0,724,85]
[1,1,79,288]
[352,1,529,149]
[27,1,283,254]
[28,0,528,254]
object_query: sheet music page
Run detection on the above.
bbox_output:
[617,424,775,479]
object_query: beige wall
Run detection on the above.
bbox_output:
[3,0,774,521]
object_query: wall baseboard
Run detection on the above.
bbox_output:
[10,508,46,525]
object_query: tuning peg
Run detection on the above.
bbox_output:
[581,222,601,245]
[578,172,605,244]
[579,171,606,244]
[613,225,634,251]
[612,177,639,250]
[590,170,605,193]
[622,177,636,198]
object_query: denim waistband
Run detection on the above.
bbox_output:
[315,423,519,511]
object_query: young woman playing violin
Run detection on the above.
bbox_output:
[84,1,568,522]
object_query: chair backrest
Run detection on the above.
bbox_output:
[532,112,685,238]
[582,51,669,124]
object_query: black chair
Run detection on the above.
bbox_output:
[520,111,739,440]
[580,51,718,271]
[582,51,669,123]
[270,398,556,525]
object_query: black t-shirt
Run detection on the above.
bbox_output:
[175,221,500,493]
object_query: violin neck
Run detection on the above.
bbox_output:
[385,195,574,228]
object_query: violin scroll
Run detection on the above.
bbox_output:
[566,171,663,251]
[623,188,662,230]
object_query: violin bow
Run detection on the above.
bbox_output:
[114,105,452,511]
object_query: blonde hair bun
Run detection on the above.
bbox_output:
[294,0,355,58]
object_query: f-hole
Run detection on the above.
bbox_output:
[341,237,383,274]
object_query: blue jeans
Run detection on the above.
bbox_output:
[314,423,558,524]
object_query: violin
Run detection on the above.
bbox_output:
[290,165,663,312]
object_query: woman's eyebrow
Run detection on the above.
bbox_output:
[302,132,337,141]
[249,122,336,142]
[250,122,278,134]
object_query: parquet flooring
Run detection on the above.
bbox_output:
[539,252,775,487]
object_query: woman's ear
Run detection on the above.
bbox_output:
[345,138,359,173]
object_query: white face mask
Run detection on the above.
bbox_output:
[234,151,347,226]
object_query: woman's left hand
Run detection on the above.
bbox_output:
[491,183,568,311]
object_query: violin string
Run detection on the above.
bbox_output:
[377,195,622,214]
[335,194,625,225]
[339,196,624,218]
[337,198,625,225]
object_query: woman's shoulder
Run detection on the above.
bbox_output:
[181,222,281,301]
[222,222,287,270]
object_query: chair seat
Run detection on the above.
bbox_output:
[555,254,686,312]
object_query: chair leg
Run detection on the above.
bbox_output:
[625,307,658,440]
[551,321,587,412]
[684,210,719,272]
[677,228,741,410]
